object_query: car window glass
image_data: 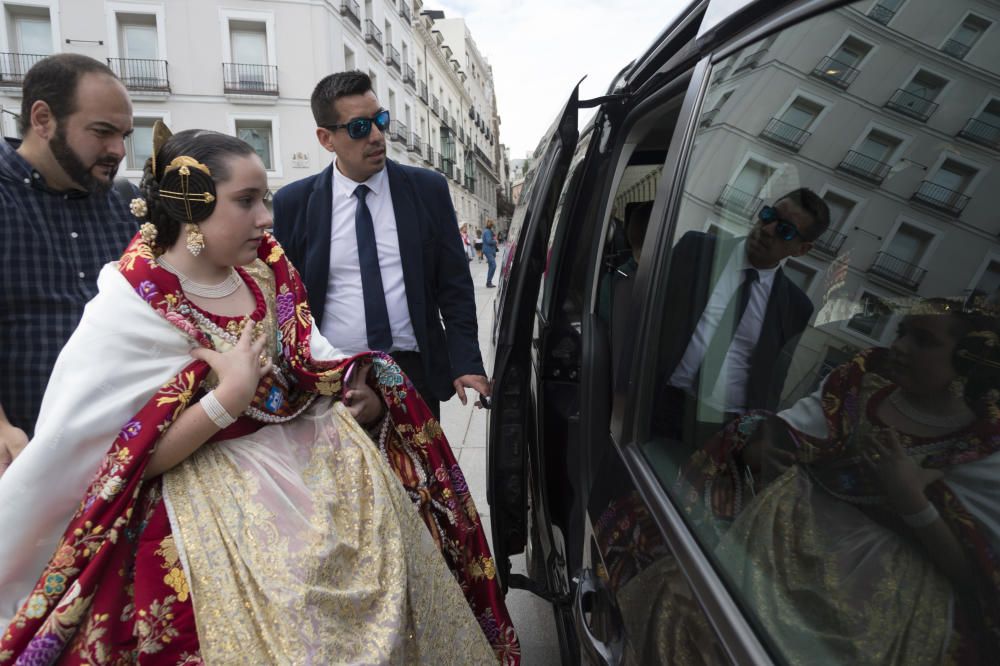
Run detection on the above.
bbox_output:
[636,1,1000,662]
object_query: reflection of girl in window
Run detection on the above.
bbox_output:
[680,298,1000,664]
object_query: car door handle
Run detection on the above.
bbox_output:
[573,568,624,665]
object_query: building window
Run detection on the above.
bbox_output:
[761,96,823,151]
[848,291,892,340]
[813,35,872,88]
[700,89,733,127]
[942,14,991,60]
[717,158,775,219]
[811,190,856,255]
[126,117,158,170]
[972,261,1000,304]
[912,159,977,216]
[868,0,905,25]
[223,19,277,95]
[838,128,901,183]
[2,5,52,84]
[111,12,168,91]
[959,98,1000,150]
[236,120,274,170]
[887,69,947,122]
[870,223,932,290]
[345,46,355,70]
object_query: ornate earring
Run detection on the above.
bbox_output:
[186,224,205,256]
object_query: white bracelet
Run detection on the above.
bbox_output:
[200,390,237,429]
[901,503,940,529]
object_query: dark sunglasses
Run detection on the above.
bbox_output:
[322,109,390,140]
[758,205,804,242]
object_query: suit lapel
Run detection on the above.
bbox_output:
[305,163,334,324]
[385,161,427,335]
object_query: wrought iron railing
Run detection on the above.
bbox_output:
[399,1,411,23]
[341,0,361,28]
[958,117,1000,150]
[837,150,892,183]
[811,229,847,256]
[418,80,428,103]
[941,39,971,60]
[403,63,415,87]
[869,251,926,290]
[386,44,400,71]
[867,3,895,24]
[431,95,439,116]
[107,58,170,92]
[0,52,46,85]
[716,184,763,219]
[389,119,408,143]
[424,145,435,166]
[911,181,970,215]
[408,131,422,154]
[223,63,278,95]
[885,88,939,122]
[474,145,493,170]
[810,56,860,89]
[364,20,383,52]
[760,117,812,151]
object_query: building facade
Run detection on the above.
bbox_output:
[0,0,502,231]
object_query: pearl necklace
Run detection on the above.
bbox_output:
[157,257,243,299]
[888,389,971,430]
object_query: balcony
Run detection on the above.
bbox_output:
[716,184,763,219]
[222,63,278,95]
[386,44,400,71]
[364,20,383,52]
[389,119,408,143]
[941,39,971,60]
[868,252,926,290]
[399,1,411,23]
[409,132,422,154]
[403,63,415,88]
[341,0,362,29]
[759,117,811,151]
[0,52,47,86]
[958,117,1000,151]
[474,145,494,170]
[700,108,720,127]
[837,150,891,184]
[810,56,860,89]
[424,145,436,166]
[868,2,896,24]
[911,181,970,216]
[885,88,939,122]
[431,95,439,116]
[732,48,767,73]
[811,229,847,256]
[418,80,428,103]
[107,58,170,92]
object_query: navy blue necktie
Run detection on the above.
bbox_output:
[698,267,759,397]
[353,185,393,351]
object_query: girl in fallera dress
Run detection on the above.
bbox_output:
[0,125,518,665]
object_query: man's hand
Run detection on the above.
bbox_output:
[0,421,29,479]
[453,374,491,407]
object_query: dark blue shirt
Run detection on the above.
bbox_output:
[0,138,137,436]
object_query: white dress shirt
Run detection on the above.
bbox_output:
[668,239,781,413]
[321,159,418,355]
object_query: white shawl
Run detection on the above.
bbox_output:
[0,262,342,628]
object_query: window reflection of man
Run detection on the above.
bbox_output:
[658,188,831,442]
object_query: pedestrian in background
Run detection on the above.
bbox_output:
[0,54,135,469]
[474,228,484,262]
[460,223,475,262]
[483,220,498,288]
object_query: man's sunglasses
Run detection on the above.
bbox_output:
[758,205,804,242]
[322,109,390,140]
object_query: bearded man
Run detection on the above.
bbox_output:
[0,54,136,461]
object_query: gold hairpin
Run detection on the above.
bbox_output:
[151,120,173,176]
[159,156,215,221]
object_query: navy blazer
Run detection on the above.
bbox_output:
[662,231,813,411]
[272,159,485,401]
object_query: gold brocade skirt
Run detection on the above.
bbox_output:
[713,465,952,665]
[162,399,496,665]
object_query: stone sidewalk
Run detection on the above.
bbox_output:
[438,255,563,665]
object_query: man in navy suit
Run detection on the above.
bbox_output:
[656,188,830,442]
[272,71,488,418]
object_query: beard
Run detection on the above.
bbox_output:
[49,124,119,194]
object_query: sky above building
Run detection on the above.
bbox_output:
[427,0,688,159]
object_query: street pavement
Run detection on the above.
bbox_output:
[439,255,563,665]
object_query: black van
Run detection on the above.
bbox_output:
[487,0,1000,663]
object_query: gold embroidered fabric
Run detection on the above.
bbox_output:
[713,465,951,665]
[163,399,496,664]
